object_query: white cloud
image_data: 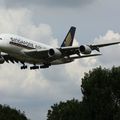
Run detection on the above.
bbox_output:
[93,30,120,66]
[94,30,120,43]
[0,8,58,47]
[0,7,119,120]
[0,8,82,120]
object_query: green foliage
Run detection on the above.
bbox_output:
[81,66,120,120]
[47,99,83,120]
[0,104,28,120]
[47,66,120,120]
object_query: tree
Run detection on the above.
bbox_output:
[81,66,120,120]
[47,66,120,120]
[0,104,29,120]
[47,99,84,120]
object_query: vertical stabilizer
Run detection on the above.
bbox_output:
[61,26,76,47]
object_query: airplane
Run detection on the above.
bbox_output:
[0,26,119,70]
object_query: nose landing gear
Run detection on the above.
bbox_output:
[20,63,51,70]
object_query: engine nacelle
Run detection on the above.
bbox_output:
[79,45,92,54]
[0,57,5,64]
[48,48,62,58]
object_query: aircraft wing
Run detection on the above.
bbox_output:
[59,46,80,56]
[91,42,120,47]
[1,42,119,66]
[59,41,120,55]
[89,42,120,51]
[22,41,120,60]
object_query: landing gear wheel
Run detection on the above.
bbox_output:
[30,66,39,70]
[21,65,27,70]
[40,64,51,69]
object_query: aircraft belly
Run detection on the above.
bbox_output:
[9,53,73,65]
[11,53,45,64]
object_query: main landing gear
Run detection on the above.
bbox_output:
[21,64,27,70]
[20,63,51,70]
[30,63,51,70]
[30,65,39,70]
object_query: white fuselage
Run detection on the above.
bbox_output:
[0,34,52,64]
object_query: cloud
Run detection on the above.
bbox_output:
[0,6,120,120]
[0,8,83,120]
[93,30,120,66]
[94,30,120,44]
[0,8,58,46]
[3,0,95,8]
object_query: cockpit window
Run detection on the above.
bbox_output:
[0,38,2,40]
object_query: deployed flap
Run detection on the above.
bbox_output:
[70,53,102,60]
[2,54,19,63]
[70,54,102,60]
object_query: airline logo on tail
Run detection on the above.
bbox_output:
[61,26,76,47]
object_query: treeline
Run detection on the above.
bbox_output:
[47,66,120,120]
[0,104,29,120]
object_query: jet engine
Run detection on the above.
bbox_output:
[0,56,5,64]
[79,45,92,54]
[48,48,62,58]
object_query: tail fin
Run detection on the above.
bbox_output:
[61,26,76,47]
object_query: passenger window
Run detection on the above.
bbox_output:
[0,38,2,40]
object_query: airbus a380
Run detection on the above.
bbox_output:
[0,26,119,70]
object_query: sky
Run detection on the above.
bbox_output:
[0,0,120,120]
